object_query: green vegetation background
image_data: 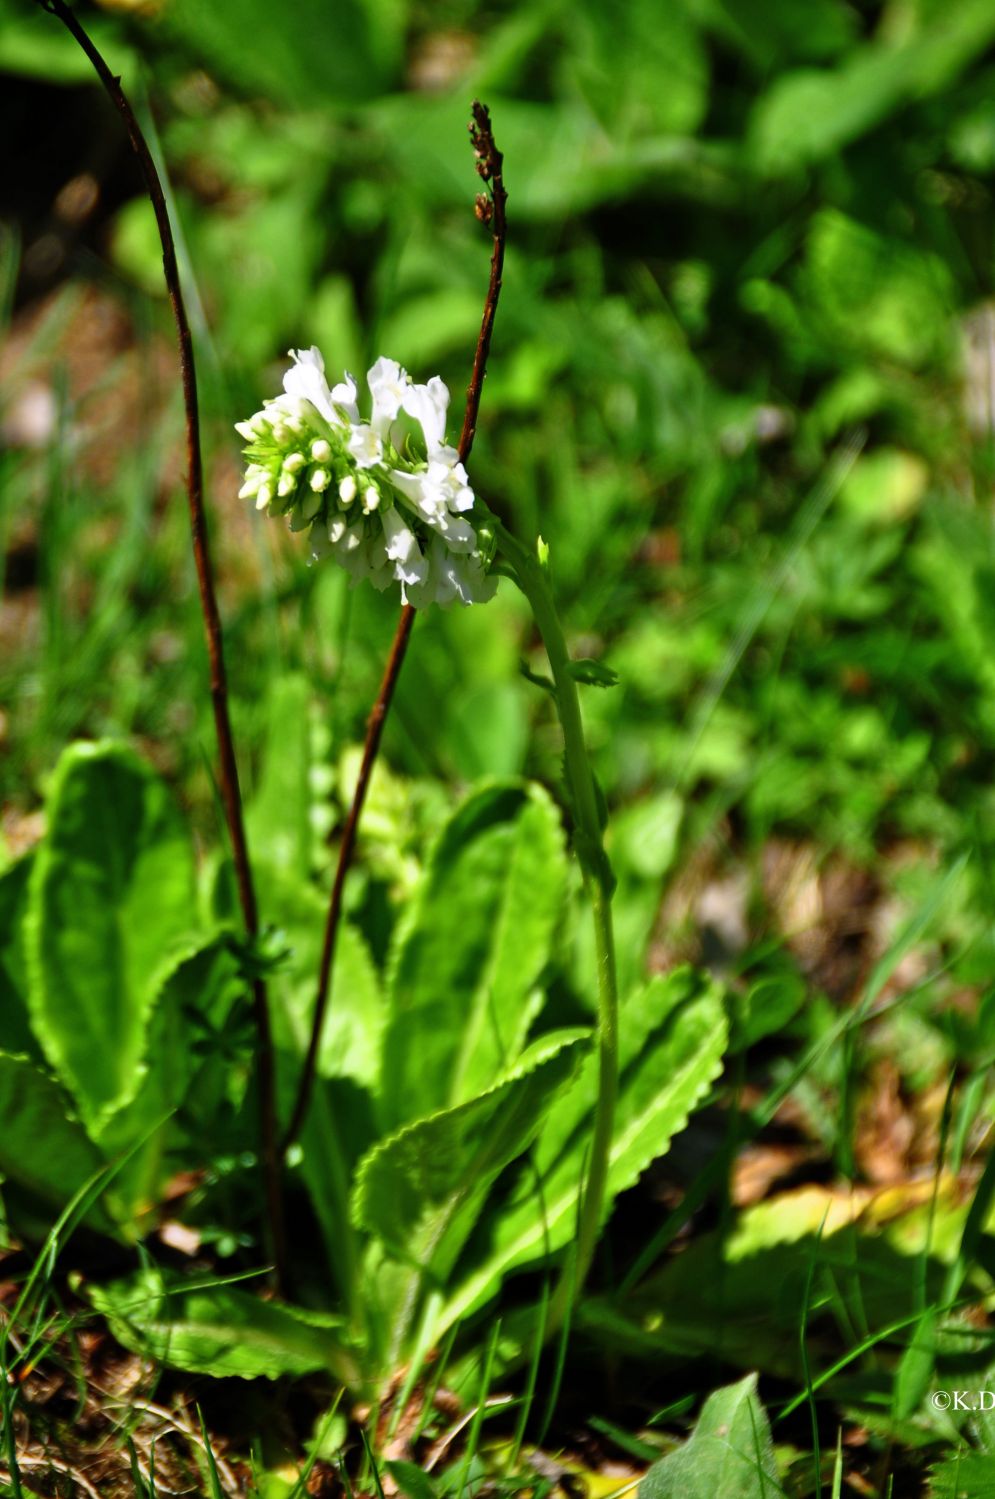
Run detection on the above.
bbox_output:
[5,0,995,885]
[5,0,995,1478]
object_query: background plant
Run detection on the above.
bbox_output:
[5,0,995,1494]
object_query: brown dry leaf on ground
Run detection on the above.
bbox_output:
[731,1141,823,1207]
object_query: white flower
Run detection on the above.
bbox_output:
[381,507,429,593]
[283,347,339,426]
[330,371,360,423]
[405,537,497,610]
[346,423,384,469]
[238,346,496,609]
[388,463,476,545]
[367,357,412,436]
[402,376,451,455]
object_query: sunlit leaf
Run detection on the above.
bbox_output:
[25,742,199,1136]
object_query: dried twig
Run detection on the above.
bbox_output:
[36,0,285,1286]
[283,101,509,1152]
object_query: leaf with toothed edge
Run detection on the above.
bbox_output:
[25,741,200,1137]
[437,967,728,1335]
[89,1267,361,1384]
[352,1029,590,1285]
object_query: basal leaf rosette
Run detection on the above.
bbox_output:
[237,347,496,609]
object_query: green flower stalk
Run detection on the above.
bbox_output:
[494,521,619,1329]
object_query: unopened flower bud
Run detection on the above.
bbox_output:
[339,475,357,505]
[311,438,332,463]
[310,468,331,492]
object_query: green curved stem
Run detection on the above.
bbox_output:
[495,522,619,1334]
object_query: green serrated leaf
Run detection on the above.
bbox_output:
[569,658,619,688]
[382,782,568,1128]
[927,1450,995,1499]
[89,1268,360,1385]
[353,1030,588,1286]
[441,967,727,1331]
[25,742,199,1136]
[640,1375,781,1499]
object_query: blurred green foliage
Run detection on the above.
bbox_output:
[5,0,995,1478]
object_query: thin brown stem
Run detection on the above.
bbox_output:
[459,102,508,462]
[282,100,508,1154]
[38,0,286,1287]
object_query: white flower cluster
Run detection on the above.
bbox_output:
[237,348,496,609]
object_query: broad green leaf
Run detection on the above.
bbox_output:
[95,936,246,1226]
[382,782,567,1128]
[640,1375,781,1499]
[442,968,727,1331]
[90,1268,360,1385]
[0,854,40,1062]
[927,1452,995,1499]
[353,1031,588,1286]
[0,1051,113,1230]
[25,742,198,1134]
[267,874,385,1105]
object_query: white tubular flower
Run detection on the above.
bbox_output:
[402,375,451,455]
[382,506,429,594]
[346,423,384,469]
[283,346,340,426]
[367,357,412,436]
[330,372,360,423]
[237,345,497,609]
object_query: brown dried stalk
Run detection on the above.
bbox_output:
[37,0,286,1285]
[282,101,508,1152]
